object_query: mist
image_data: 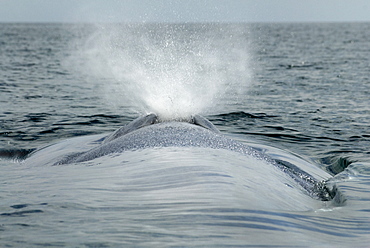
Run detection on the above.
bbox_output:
[66,23,253,120]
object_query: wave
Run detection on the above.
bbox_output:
[212,111,278,120]
[0,148,35,160]
[321,156,355,175]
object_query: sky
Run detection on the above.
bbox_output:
[1,0,370,23]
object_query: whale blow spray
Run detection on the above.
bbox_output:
[74,23,252,120]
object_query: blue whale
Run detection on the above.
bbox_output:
[24,114,340,203]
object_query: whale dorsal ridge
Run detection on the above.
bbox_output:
[103,113,158,144]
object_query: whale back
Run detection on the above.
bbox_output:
[69,122,256,164]
[23,114,341,203]
[103,114,220,145]
[103,114,158,144]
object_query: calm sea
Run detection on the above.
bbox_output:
[1,23,370,247]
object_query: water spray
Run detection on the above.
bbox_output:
[71,23,252,120]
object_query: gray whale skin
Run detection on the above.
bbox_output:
[25,114,341,202]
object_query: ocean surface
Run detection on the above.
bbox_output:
[1,22,370,247]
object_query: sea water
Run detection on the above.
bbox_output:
[1,23,370,247]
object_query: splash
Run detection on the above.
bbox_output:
[72,23,252,120]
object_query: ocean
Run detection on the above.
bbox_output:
[1,22,370,247]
